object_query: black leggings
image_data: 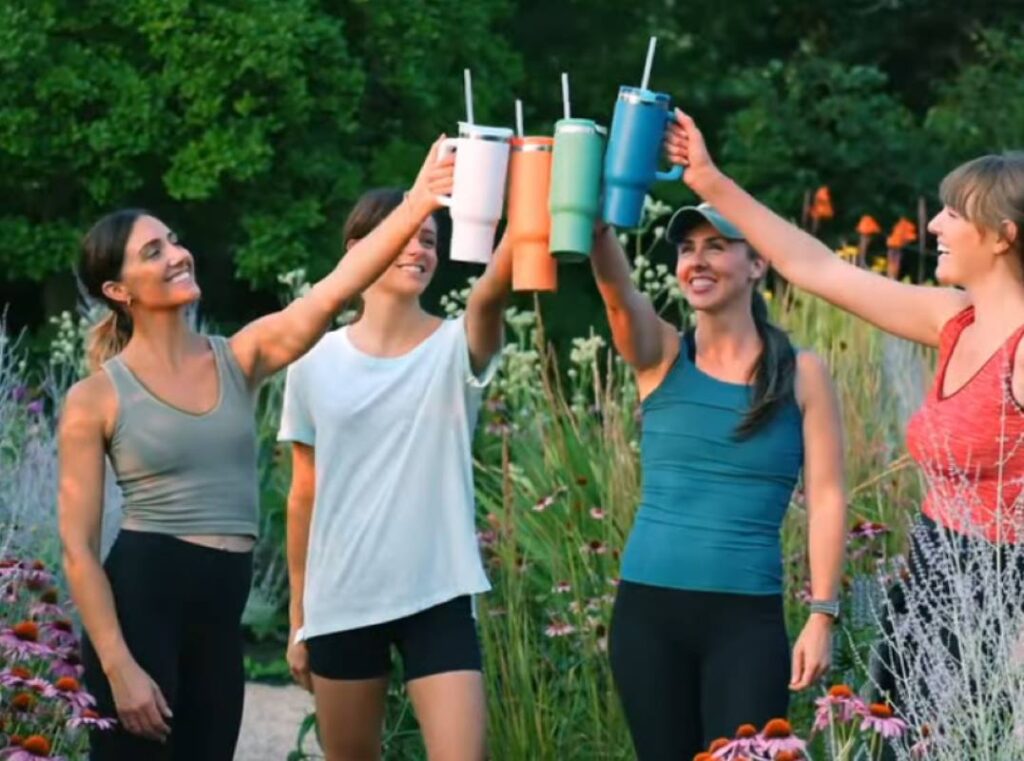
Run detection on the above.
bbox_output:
[609,580,790,761]
[81,530,253,761]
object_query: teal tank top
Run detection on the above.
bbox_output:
[103,335,260,538]
[620,332,804,595]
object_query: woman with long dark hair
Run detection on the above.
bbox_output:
[592,205,847,759]
[57,138,453,760]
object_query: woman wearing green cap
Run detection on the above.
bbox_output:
[665,109,1024,750]
[591,196,847,758]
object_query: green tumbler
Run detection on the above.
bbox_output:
[549,118,606,261]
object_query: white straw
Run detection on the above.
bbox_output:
[515,99,524,138]
[561,72,570,120]
[641,36,657,91]
[464,68,474,125]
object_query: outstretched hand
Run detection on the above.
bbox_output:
[664,109,722,193]
[407,135,456,217]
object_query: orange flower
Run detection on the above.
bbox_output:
[810,186,834,220]
[762,718,794,738]
[21,735,52,755]
[693,754,714,761]
[11,692,37,712]
[869,703,894,718]
[828,684,854,699]
[887,218,917,248]
[55,676,81,692]
[10,665,32,679]
[776,751,804,761]
[856,215,881,235]
[708,737,730,752]
[12,621,39,642]
[736,724,758,738]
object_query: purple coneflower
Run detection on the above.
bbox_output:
[589,507,606,520]
[813,684,868,731]
[849,519,889,540]
[552,581,571,594]
[40,620,78,650]
[544,620,575,638]
[3,734,63,760]
[67,708,117,731]
[756,719,806,757]
[710,723,759,759]
[52,676,95,710]
[580,540,607,555]
[0,621,57,660]
[861,703,908,739]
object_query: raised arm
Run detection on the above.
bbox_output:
[58,378,172,740]
[464,232,513,376]
[285,442,316,692]
[230,136,455,384]
[789,351,847,691]
[590,224,678,375]
[666,110,969,347]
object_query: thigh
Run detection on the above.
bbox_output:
[406,671,487,761]
[312,674,390,761]
[171,547,252,761]
[608,581,702,761]
[82,532,184,760]
[394,597,482,682]
[699,594,790,742]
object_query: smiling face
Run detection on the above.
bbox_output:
[930,153,1024,287]
[101,215,200,311]
[676,221,765,313]
[360,215,439,300]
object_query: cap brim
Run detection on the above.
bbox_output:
[665,205,744,244]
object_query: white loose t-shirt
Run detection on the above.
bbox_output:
[278,316,495,640]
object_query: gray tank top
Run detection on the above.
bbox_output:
[103,335,259,537]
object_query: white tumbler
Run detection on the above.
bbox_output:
[436,122,514,264]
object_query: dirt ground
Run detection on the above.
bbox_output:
[235,682,321,761]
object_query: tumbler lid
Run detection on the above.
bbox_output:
[554,118,607,136]
[617,86,671,108]
[458,122,514,141]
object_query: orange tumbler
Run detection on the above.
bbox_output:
[508,136,557,292]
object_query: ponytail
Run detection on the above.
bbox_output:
[734,289,796,440]
[86,308,132,373]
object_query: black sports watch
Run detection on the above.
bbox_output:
[809,598,841,622]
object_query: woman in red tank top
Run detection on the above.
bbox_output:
[659,109,1024,753]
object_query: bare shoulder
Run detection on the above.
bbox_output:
[794,349,835,410]
[62,371,116,435]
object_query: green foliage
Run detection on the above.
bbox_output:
[719,53,930,228]
[926,24,1024,162]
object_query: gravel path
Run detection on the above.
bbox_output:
[235,683,321,761]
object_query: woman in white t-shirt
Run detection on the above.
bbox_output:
[278,188,510,760]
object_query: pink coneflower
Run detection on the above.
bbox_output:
[29,588,65,620]
[0,665,35,688]
[544,620,575,638]
[580,540,607,555]
[813,684,868,731]
[861,703,908,739]
[40,620,78,649]
[51,676,95,710]
[476,530,498,549]
[607,577,620,587]
[0,621,57,659]
[589,507,606,520]
[552,581,571,594]
[756,719,806,757]
[10,692,38,713]
[533,495,556,512]
[710,723,759,759]
[67,708,117,731]
[849,519,889,540]
[4,733,63,759]
[50,652,84,680]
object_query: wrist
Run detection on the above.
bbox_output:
[686,165,728,198]
[404,188,434,221]
[100,645,134,677]
[808,597,841,624]
[808,611,836,628]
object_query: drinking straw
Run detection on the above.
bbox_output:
[561,72,571,120]
[515,99,524,138]
[464,68,474,124]
[641,36,657,91]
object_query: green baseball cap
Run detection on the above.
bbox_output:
[665,202,745,244]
